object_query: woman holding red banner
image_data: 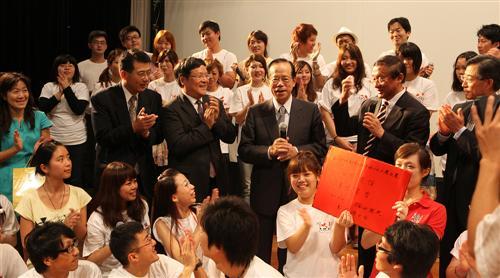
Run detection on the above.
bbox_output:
[360,143,446,277]
[276,151,353,278]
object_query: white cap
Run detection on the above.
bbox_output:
[334,26,358,44]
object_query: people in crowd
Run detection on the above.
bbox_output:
[0,72,52,201]
[192,20,238,88]
[332,55,430,276]
[151,168,218,276]
[476,24,500,55]
[445,51,478,108]
[150,29,177,81]
[78,30,108,95]
[148,50,182,104]
[339,221,439,278]
[293,61,317,102]
[236,30,273,86]
[39,54,89,188]
[280,23,327,91]
[239,58,327,263]
[429,55,500,277]
[398,42,439,113]
[119,25,151,56]
[0,243,28,277]
[16,141,91,255]
[0,194,19,246]
[95,48,126,93]
[108,221,199,278]
[20,222,101,278]
[200,196,283,277]
[319,43,377,151]
[467,95,500,277]
[163,57,236,201]
[277,151,351,277]
[84,161,149,275]
[92,50,163,201]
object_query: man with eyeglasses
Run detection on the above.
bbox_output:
[108,221,198,278]
[162,57,236,202]
[332,55,430,277]
[239,58,326,265]
[430,54,500,276]
[339,221,439,278]
[119,25,152,57]
[20,222,101,277]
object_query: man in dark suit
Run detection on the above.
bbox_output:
[332,55,430,277]
[162,57,236,201]
[430,55,500,277]
[239,58,327,264]
[91,50,163,201]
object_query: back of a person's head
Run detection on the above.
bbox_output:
[387,17,411,33]
[477,24,500,43]
[384,221,439,277]
[109,221,144,267]
[201,196,258,267]
[467,54,500,91]
[26,222,76,274]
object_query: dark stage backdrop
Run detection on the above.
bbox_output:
[0,0,131,99]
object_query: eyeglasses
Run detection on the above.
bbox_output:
[129,232,153,253]
[189,74,210,80]
[91,40,107,45]
[376,242,392,255]
[271,76,292,84]
[58,239,78,254]
[371,75,390,84]
[126,35,140,42]
[462,75,481,84]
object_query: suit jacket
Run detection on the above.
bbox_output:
[162,94,237,201]
[333,91,430,164]
[239,98,327,216]
[91,85,163,199]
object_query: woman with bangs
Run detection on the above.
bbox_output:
[276,151,352,278]
[150,29,177,81]
[293,61,317,103]
[84,162,149,275]
[319,43,377,152]
[236,30,272,86]
[39,54,90,188]
[94,49,126,93]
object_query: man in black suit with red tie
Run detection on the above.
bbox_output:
[162,57,236,201]
[91,50,163,201]
[332,55,430,277]
[239,58,327,264]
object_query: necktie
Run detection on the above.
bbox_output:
[196,100,204,119]
[363,100,389,156]
[128,95,137,122]
[277,106,286,124]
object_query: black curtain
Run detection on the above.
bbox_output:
[0,0,131,99]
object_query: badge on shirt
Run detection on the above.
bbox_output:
[410,213,423,224]
[318,220,333,232]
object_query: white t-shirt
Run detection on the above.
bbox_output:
[450,231,478,278]
[0,243,28,278]
[78,59,107,94]
[192,49,238,73]
[148,78,183,102]
[207,86,235,154]
[404,76,439,111]
[0,194,19,235]
[39,82,89,145]
[206,256,283,278]
[19,260,101,278]
[279,53,329,76]
[94,81,120,95]
[108,254,188,278]
[229,83,273,114]
[379,49,431,69]
[319,78,377,142]
[445,90,466,107]
[276,198,341,278]
[153,213,200,258]
[321,60,372,79]
[84,202,150,275]
[475,205,500,277]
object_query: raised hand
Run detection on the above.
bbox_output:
[13,129,23,151]
[340,75,355,104]
[64,208,81,229]
[336,210,354,228]
[311,42,321,61]
[298,208,312,228]
[339,254,364,278]
[133,107,158,137]
[471,95,500,162]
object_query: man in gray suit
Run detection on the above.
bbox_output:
[239,58,327,264]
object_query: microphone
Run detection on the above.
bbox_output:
[279,122,288,139]
[235,67,246,82]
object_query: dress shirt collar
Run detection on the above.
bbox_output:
[272,95,293,114]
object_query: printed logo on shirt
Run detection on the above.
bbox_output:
[410,213,423,224]
[318,220,333,232]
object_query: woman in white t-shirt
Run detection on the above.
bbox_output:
[16,141,91,255]
[319,43,377,151]
[0,194,19,246]
[39,55,89,187]
[151,168,219,277]
[277,151,353,278]
[293,61,318,103]
[398,42,439,113]
[229,54,273,202]
[84,162,149,275]
[445,51,478,108]
[236,30,273,87]
[94,49,126,94]
[148,50,182,167]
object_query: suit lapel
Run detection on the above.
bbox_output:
[383,93,405,131]
[262,99,279,140]
[115,86,131,124]
[288,98,303,141]
[179,94,201,122]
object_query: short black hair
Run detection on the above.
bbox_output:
[120,49,152,73]
[25,222,76,274]
[199,20,220,35]
[398,42,422,74]
[174,57,206,87]
[119,25,141,44]
[109,221,144,267]
[200,196,258,267]
[88,30,108,43]
[268,58,296,79]
[374,55,406,83]
[467,55,500,91]
[451,51,478,92]
[29,141,65,176]
[477,24,500,43]
[50,54,80,83]
[384,221,439,278]
[387,17,411,33]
